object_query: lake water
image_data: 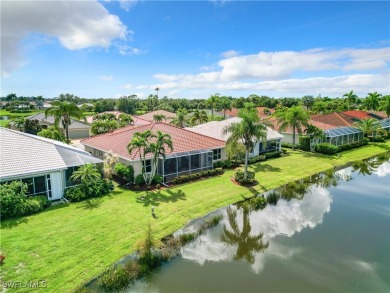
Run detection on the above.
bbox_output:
[128,156,390,293]
[0,115,10,120]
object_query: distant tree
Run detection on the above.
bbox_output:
[363,92,381,110]
[94,100,115,113]
[343,90,358,110]
[220,97,232,119]
[206,93,221,116]
[170,108,188,128]
[153,114,166,122]
[275,106,309,150]
[91,120,118,135]
[45,100,84,143]
[379,95,390,118]
[117,95,138,114]
[301,95,314,113]
[38,126,66,142]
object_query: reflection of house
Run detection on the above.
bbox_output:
[136,110,177,123]
[81,122,225,183]
[23,112,91,139]
[186,117,283,156]
[0,127,102,200]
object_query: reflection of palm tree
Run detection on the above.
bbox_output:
[221,206,268,264]
[279,180,310,201]
[352,159,382,176]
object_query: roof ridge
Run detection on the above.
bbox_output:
[335,112,351,126]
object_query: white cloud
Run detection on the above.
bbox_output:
[220,50,239,58]
[152,47,390,96]
[99,75,113,81]
[375,162,390,177]
[118,0,140,12]
[1,0,128,76]
[123,83,133,89]
[115,43,145,55]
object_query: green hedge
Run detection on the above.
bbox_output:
[281,142,299,149]
[213,160,234,169]
[233,167,256,184]
[314,143,339,154]
[299,136,311,151]
[65,179,114,202]
[264,151,282,159]
[338,140,368,152]
[172,168,223,184]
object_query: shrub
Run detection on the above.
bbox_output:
[249,155,266,164]
[213,160,233,169]
[264,151,282,159]
[0,181,51,219]
[114,163,134,184]
[299,136,311,151]
[281,142,299,149]
[338,140,368,152]
[152,174,163,184]
[65,179,114,202]
[233,167,255,184]
[314,143,339,155]
[172,168,223,184]
[281,148,288,154]
[134,174,145,186]
[98,266,130,292]
[179,232,197,245]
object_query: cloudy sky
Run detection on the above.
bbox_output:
[1,0,389,99]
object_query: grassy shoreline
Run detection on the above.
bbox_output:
[1,142,389,292]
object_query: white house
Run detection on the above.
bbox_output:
[0,127,102,200]
[185,117,284,157]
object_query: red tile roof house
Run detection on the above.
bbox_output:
[136,110,177,124]
[80,122,226,183]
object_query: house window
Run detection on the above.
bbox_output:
[145,159,152,173]
[213,149,222,161]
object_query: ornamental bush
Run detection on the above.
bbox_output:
[134,174,145,186]
[233,167,255,184]
[65,179,114,202]
[299,136,311,151]
[264,151,282,159]
[314,143,339,155]
[114,163,134,184]
[172,168,224,184]
[281,142,299,149]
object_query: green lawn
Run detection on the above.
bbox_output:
[0,110,43,128]
[1,142,389,292]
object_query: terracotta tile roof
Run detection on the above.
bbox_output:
[267,117,334,134]
[81,122,225,161]
[343,110,385,120]
[310,112,356,127]
[136,110,177,123]
[367,111,388,119]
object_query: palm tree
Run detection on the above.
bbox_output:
[45,100,84,143]
[147,131,173,185]
[170,108,188,128]
[363,92,381,110]
[354,118,381,138]
[275,106,309,150]
[70,164,101,185]
[12,116,25,131]
[91,120,118,135]
[118,113,134,127]
[301,95,314,113]
[127,130,152,183]
[207,93,220,116]
[155,87,160,98]
[379,95,390,118]
[221,206,268,264]
[220,97,232,119]
[153,114,166,122]
[189,109,208,126]
[37,126,66,142]
[223,107,267,180]
[343,90,358,110]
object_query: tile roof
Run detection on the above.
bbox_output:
[27,112,90,130]
[343,110,385,120]
[81,122,225,160]
[267,118,334,134]
[310,112,356,127]
[136,110,177,123]
[186,117,283,141]
[0,127,102,180]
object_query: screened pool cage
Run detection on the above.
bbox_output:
[311,126,364,149]
[381,118,390,133]
[157,149,213,183]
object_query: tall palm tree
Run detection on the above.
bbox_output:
[363,92,381,110]
[301,95,314,113]
[220,97,232,119]
[189,109,208,126]
[12,116,25,131]
[354,118,381,138]
[147,131,173,185]
[223,107,267,180]
[343,90,358,110]
[207,93,220,116]
[45,100,84,143]
[127,130,152,183]
[170,108,188,128]
[379,95,390,118]
[221,206,269,264]
[275,106,309,150]
[70,164,101,185]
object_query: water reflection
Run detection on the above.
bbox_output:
[352,152,390,176]
[221,206,269,264]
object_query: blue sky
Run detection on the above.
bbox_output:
[1,0,389,99]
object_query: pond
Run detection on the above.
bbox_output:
[0,115,10,120]
[128,155,390,292]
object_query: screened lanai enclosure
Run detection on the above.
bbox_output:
[311,126,364,148]
[157,149,213,183]
[381,118,390,133]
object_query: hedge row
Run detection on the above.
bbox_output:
[172,168,223,184]
[314,139,368,155]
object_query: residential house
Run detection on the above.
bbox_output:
[81,122,225,183]
[186,117,283,157]
[0,127,102,200]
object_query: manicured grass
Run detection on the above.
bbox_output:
[0,110,43,129]
[1,142,389,292]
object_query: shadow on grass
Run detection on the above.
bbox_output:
[252,163,282,173]
[136,189,186,207]
[77,198,103,210]
[0,217,29,229]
